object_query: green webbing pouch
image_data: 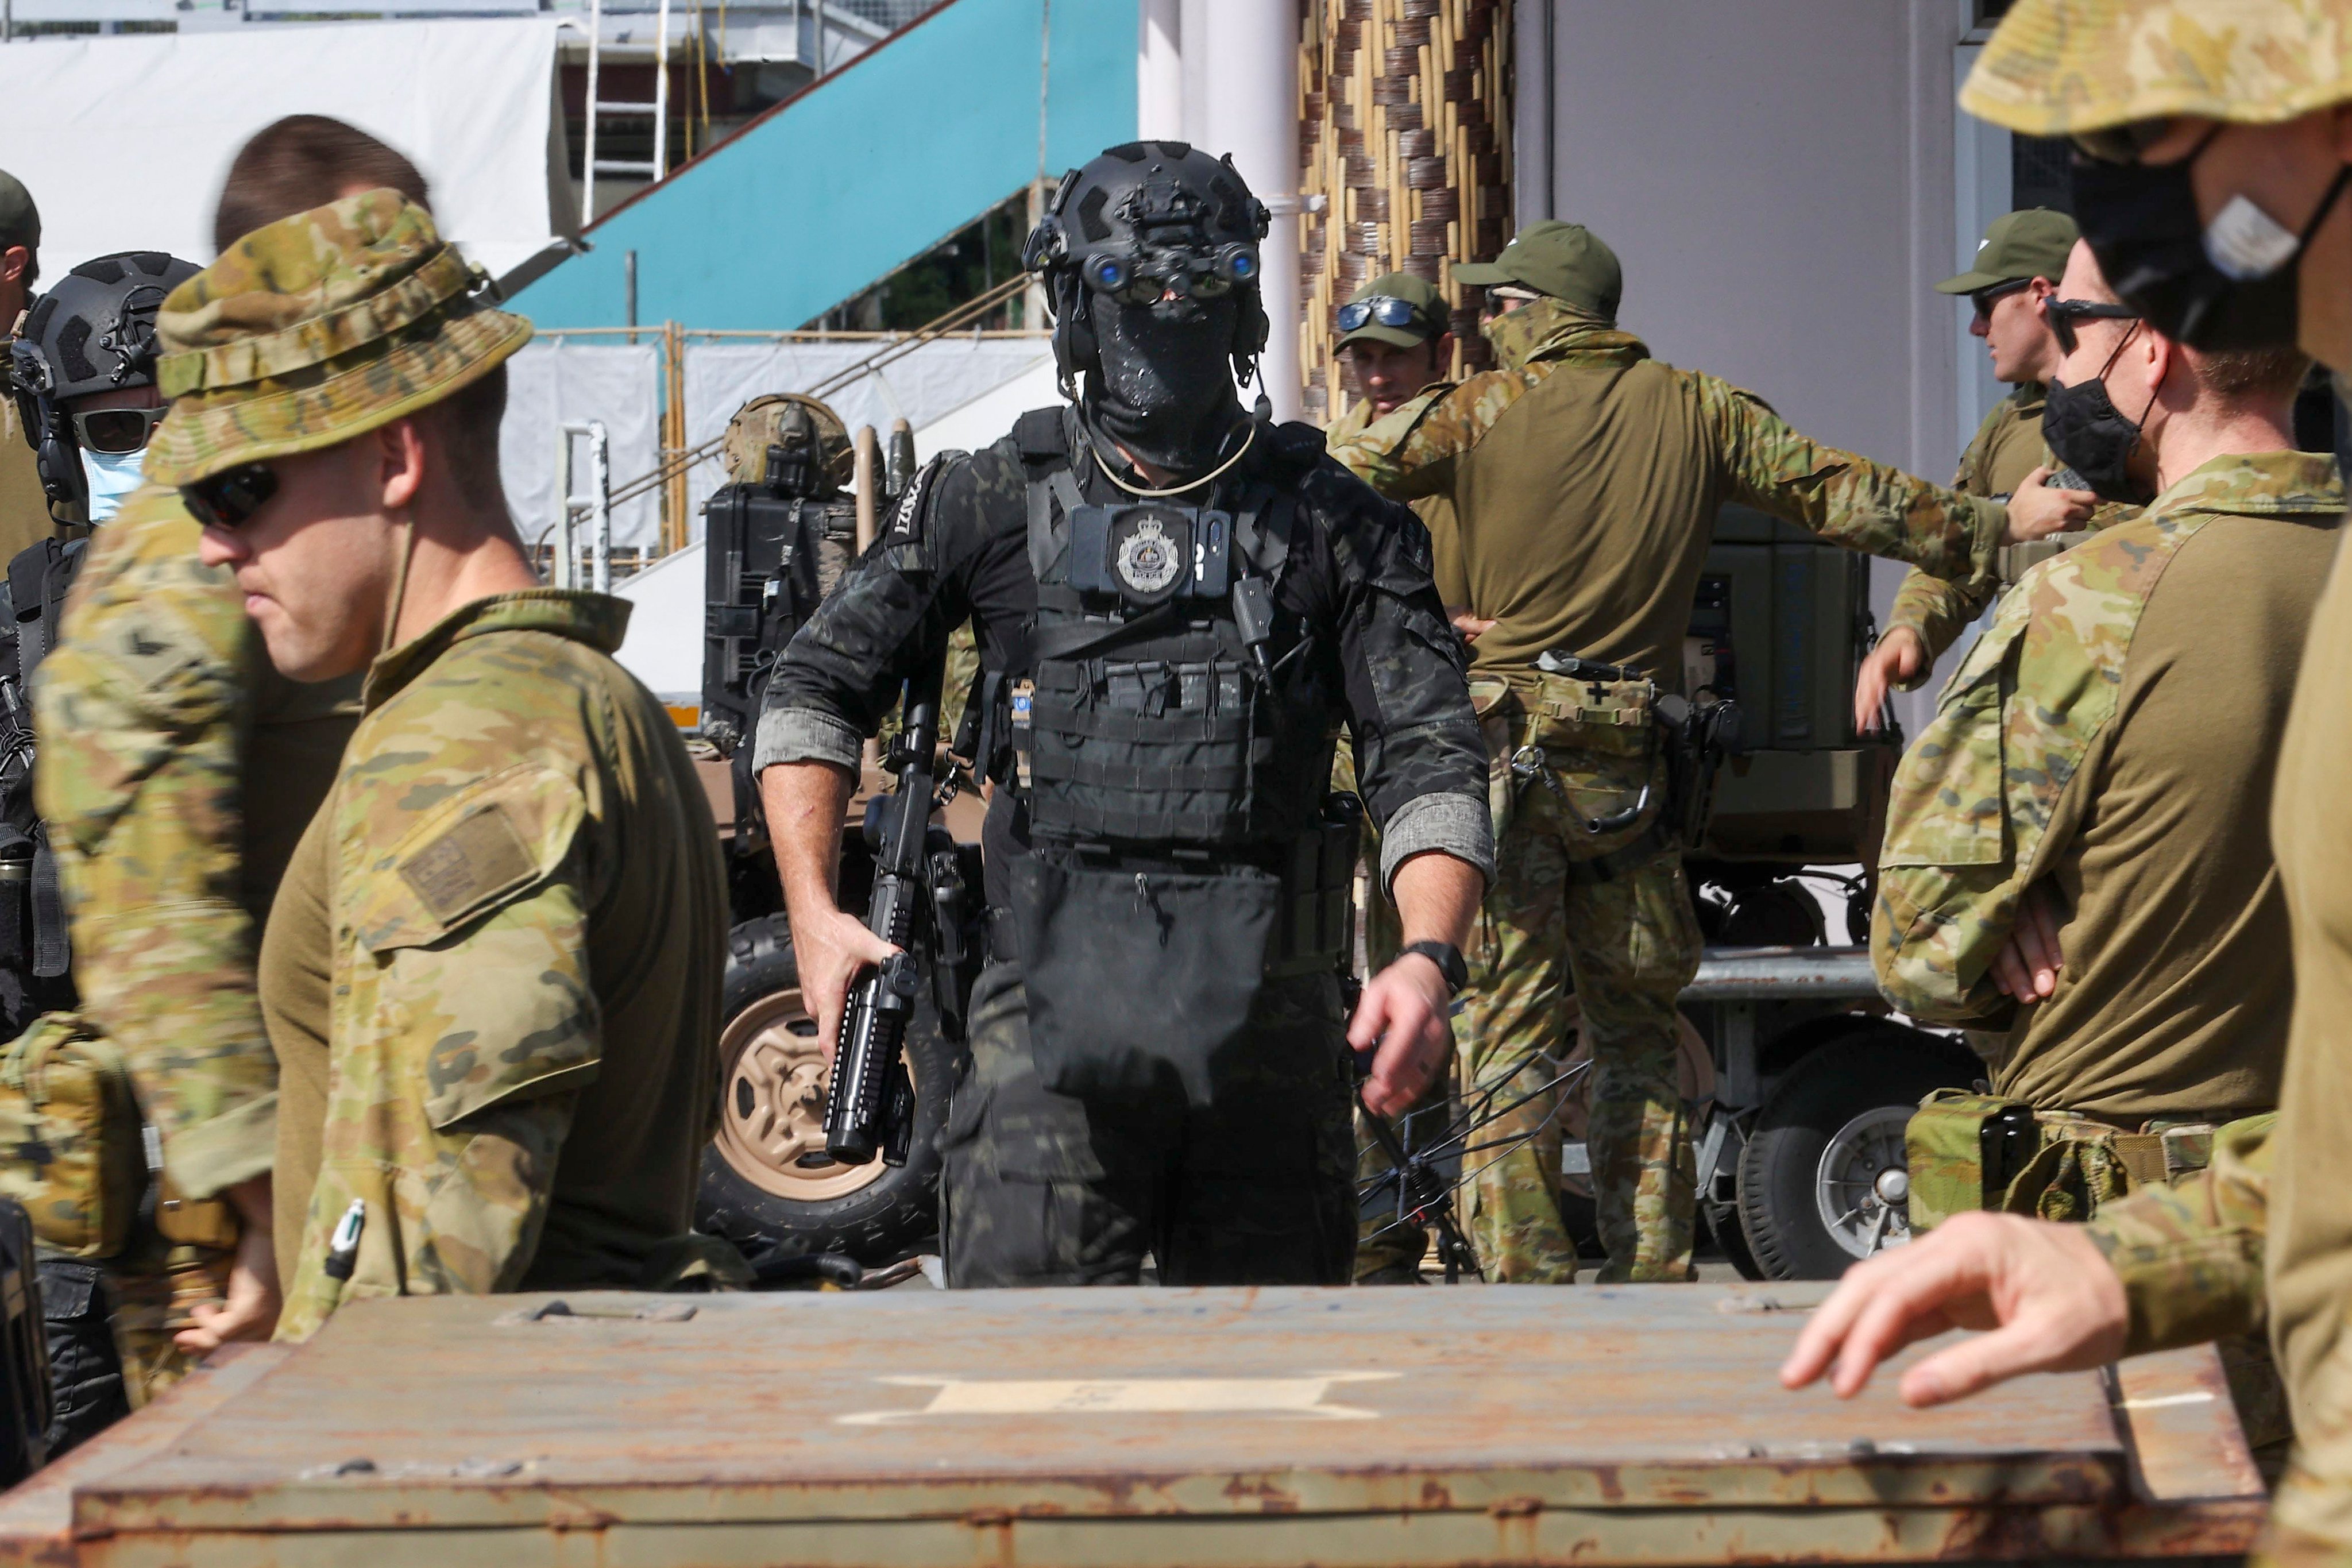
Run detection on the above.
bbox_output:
[1905,1088,2038,1234]
[0,1013,143,1259]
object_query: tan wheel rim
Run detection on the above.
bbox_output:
[714,985,903,1202]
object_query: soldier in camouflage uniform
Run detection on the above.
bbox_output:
[1855,208,2113,729]
[145,191,729,1341]
[22,128,423,1437]
[1330,221,2077,1283]
[1785,8,2352,1558]
[1323,273,1455,1282]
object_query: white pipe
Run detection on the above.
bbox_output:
[651,0,671,183]
[1196,0,1301,422]
[581,0,603,222]
[553,423,580,589]
[556,420,611,591]
[1137,0,1182,142]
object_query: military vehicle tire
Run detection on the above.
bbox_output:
[1735,1028,1978,1281]
[696,916,948,1265]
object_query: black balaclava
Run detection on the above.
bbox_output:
[1082,289,1247,477]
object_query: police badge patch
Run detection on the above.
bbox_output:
[1113,515,1187,597]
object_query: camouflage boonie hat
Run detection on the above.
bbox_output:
[1963,0,2352,135]
[146,188,532,486]
[720,393,853,490]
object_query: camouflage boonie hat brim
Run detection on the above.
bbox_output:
[1963,0,2352,135]
[145,188,532,487]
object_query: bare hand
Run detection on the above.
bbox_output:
[2000,466,2097,546]
[1990,882,2065,1003]
[1350,953,1453,1116]
[1447,607,1497,643]
[173,1176,280,1354]
[795,906,901,1067]
[1778,1211,2127,1407]
[1853,627,1926,734]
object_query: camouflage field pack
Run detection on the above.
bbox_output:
[0,1014,141,1258]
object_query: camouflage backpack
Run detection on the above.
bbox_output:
[720,394,854,493]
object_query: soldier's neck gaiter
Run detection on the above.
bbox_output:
[1084,292,1246,477]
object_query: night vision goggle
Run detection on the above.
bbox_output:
[1076,241,1261,305]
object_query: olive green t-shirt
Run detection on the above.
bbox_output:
[260,806,334,1289]
[1956,383,2050,501]
[1994,476,2343,1119]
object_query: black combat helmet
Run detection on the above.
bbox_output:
[1023,141,1272,394]
[9,250,200,518]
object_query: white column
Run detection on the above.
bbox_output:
[1195,0,1301,422]
[1137,0,1183,142]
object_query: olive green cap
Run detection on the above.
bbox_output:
[1337,272,1448,350]
[148,188,532,487]
[1454,221,1621,320]
[1963,0,2352,135]
[0,169,37,260]
[1935,208,2080,293]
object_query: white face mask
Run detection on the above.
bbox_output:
[80,446,145,524]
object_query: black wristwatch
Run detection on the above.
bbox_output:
[1398,940,1468,998]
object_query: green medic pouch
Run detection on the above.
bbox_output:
[1521,669,1655,760]
[0,1012,144,1258]
[1905,1088,2038,1234]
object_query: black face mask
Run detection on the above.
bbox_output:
[2074,146,2352,353]
[2042,330,2158,505]
[1083,291,1246,476]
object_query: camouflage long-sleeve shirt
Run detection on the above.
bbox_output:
[32,484,357,1200]
[266,590,725,1341]
[2084,1117,2273,1357]
[1874,454,2339,1119]
[1326,299,2009,685]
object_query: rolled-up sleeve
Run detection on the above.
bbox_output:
[1379,790,1496,894]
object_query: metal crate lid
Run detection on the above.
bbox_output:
[2,1284,2265,1563]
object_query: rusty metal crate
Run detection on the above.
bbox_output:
[0,1284,2264,1566]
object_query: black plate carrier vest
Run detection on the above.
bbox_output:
[1014,408,1338,853]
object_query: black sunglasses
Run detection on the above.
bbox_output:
[1968,278,2030,322]
[2046,298,2141,357]
[180,463,280,530]
[70,405,167,455]
[1337,295,1432,335]
[2069,117,2183,167]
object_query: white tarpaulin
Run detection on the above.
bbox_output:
[0,18,577,288]
[680,338,1056,531]
[499,339,662,554]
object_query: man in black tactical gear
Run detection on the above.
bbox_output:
[758,142,1492,1287]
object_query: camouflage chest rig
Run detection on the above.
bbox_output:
[1002,407,1358,1106]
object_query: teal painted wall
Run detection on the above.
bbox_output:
[515,0,1136,330]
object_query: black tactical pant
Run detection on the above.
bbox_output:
[943,963,1358,1287]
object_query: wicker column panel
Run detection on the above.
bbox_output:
[1298,0,1513,426]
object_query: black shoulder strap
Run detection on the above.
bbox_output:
[7,537,82,688]
[1013,406,1070,463]
[1024,444,1088,584]
[1232,482,1296,583]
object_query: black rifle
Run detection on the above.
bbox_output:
[822,666,944,1167]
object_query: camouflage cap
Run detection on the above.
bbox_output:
[145,188,531,487]
[721,393,854,490]
[1963,0,2352,135]
[1454,221,1622,320]
[1936,208,2081,292]
[1338,272,1449,350]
